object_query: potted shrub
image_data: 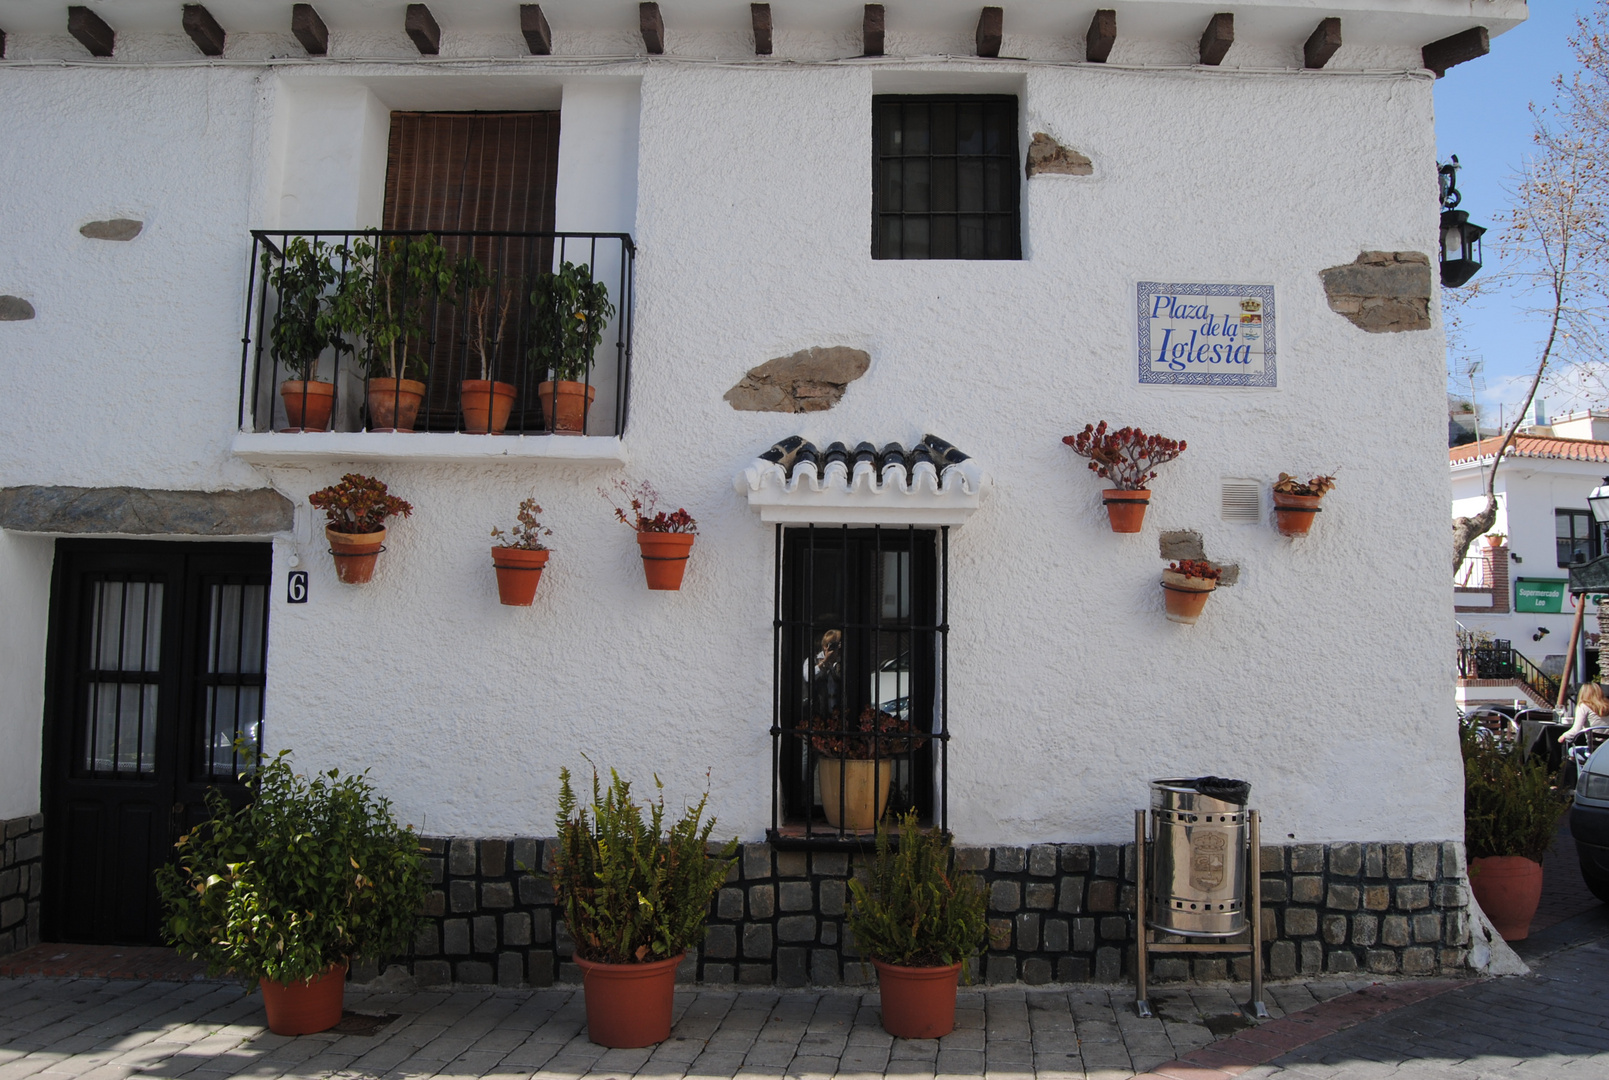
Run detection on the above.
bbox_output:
[457,255,521,434]
[156,750,427,1036]
[1462,720,1571,940]
[309,473,413,584]
[1271,472,1336,537]
[1162,559,1221,625]
[603,479,697,590]
[802,705,929,831]
[847,812,988,1039]
[531,261,615,434]
[490,496,551,606]
[263,236,348,432]
[1063,423,1186,533]
[549,765,737,1048]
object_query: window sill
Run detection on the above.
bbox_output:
[232,431,628,467]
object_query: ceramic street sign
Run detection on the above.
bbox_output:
[1137,282,1276,388]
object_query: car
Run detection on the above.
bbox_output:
[1570,740,1609,904]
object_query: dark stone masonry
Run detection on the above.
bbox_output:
[0,814,44,958]
[395,837,1471,988]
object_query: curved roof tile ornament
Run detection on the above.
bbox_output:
[736,434,987,526]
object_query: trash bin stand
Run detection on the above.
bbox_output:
[1133,807,1269,1021]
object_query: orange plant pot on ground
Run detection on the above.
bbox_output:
[260,963,346,1036]
[574,953,683,1048]
[1469,855,1544,941]
[873,960,964,1039]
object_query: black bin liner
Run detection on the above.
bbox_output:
[1189,776,1251,804]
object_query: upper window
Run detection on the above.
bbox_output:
[1557,508,1599,567]
[872,95,1021,260]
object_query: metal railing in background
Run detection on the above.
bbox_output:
[1458,639,1560,705]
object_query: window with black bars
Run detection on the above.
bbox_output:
[1557,508,1599,567]
[195,577,268,782]
[872,95,1021,260]
[770,525,949,844]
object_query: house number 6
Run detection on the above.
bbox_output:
[287,570,308,604]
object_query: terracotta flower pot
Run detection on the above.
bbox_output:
[1485,534,1506,548]
[1102,489,1150,533]
[1161,570,1216,625]
[1469,855,1544,941]
[259,963,346,1036]
[366,377,426,432]
[637,532,695,590]
[492,546,549,606]
[574,953,683,1048]
[279,379,335,432]
[537,379,597,434]
[873,960,963,1039]
[460,379,517,434]
[1272,492,1324,537]
[818,757,894,832]
[327,527,386,585]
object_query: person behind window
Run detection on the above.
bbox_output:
[1560,681,1609,743]
[806,628,844,721]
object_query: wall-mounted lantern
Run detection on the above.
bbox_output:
[1439,155,1486,288]
[1589,476,1609,527]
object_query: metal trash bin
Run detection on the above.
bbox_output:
[1148,776,1251,937]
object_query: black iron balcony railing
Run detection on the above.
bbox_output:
[1458,640,1560,705]
[238,229,635,437]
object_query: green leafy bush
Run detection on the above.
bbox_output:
[1461,721,1571,862]
[263,237,349,381]
[549,766,736,964]
[530,262,615,383]
[156,750,427,984]
[847,812,988,968]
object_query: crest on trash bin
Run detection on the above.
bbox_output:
[1190,832,1227,890]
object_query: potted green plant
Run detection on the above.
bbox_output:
[1063,423,1186,533]
[602,479,697,590]
[1271,472,1336,537]
[1461,720,1571,940]
[847,812,988,1039]
[263,236,349,432]
[308,473,413,584]
[1162,559,1221,625]
[801,705,929,831]
[156,750,427,1036]
[456,255,521,434]
[490,496,551,606]
[549,765,737,1048]
[531,261,615,434]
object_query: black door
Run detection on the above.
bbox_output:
[42,540,271,945]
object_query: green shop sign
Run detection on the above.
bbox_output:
[1515,577,1568,614]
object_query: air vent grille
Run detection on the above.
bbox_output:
[1221,479,1261,523]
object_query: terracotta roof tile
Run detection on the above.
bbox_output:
[1449,434,1609,466]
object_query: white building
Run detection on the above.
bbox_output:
[0,0,1523,985]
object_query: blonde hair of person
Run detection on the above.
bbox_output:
[1581,682,1609,719]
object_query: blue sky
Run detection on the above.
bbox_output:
[1435,3,1584,421]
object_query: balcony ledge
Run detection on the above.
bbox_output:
[232,431,628,467]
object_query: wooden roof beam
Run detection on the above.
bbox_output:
[291,4,328,55]
[1199,12,1233,66]
[976,7,1002,58]
[405,3,439,55]
[1085,9,1115,63]
[67,6,115,57]
[1304,17,1341,69]
[1423,26,1489,78]
[182,4,226,56]
[640,2,664,54]
[520,4,551,54]
[864,4,884,57]
[751,3,771,56]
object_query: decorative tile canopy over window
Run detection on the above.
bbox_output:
[735,434,986,526]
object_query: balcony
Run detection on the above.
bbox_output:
[234,229,634,465]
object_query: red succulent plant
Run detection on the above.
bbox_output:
[1063,423,1186,490]
[308,474,413,534]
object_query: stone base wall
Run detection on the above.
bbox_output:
[0,814,44,957]
[394,836,1470,987]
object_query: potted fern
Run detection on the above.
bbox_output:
[263,236,348,431]
[531,261,615,434]
[848,813,988,1039]
[1062,422,1186,533]
[489,496,551,606]
[549,765,737,1048]
[156,750,426,1036]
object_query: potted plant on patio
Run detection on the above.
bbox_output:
[549,765,737,1048]
[1161,559,1221,625]
[602,479,698,590]
[531,261,615,434]
[847,811,988,1039]
[457,255,521,434]
[490,496,551,606]
[309,473,413,585]
[1062,422,1186,533]
[263,236,348,432]
[1461,719,1571,940]
[156,749,427,1036]
[1271,472,1336,537]
[802,705,929,831]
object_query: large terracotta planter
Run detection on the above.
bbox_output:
[366,377,426,432]
[537,379,597,434]
[636,532,695,590]
[260,963,346,1036]
[574,953,683,1048]
[327,527,386,585]
[492,546,549,606]
[460,379,516,434]
[818,757,893,832]
[1161,570,1216,625]
[1469,855,1544,941]
[873,960,963,1039]
[279,379,335,432]
[1102,489,1150,533]
[1272,492,1324,537]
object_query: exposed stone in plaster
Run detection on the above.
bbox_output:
[1025,133,1093,177]
[78,219,143,242]
[724,346,870,413]
[1158,529,1238,585]
[0,297,35,321]
[1320,251,1432,333]
[0,486,293,536]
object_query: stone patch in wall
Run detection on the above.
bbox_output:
[0,486,294,536]
[1025,133,1093,177]
[1157,529,1239,586]
[79,219,144,242]
[0,814,45,958]
[0,297,35,321]
[1320,251,1433,333]
[724,347,871,413]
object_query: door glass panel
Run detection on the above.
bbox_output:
[81,581,163,776]
[200,582,268,780]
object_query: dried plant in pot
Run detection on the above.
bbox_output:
[309,473,413,584]
[456,255,521,434]
[263,237,349,432]
[489,497,551,606]
[801,705,930,832]
[1161,559,1221,625]
[602,479,698,590]
[1063,423,1186,533]
[1271,473,1336,537]
[531,261,615,434]
[549,765,737,1048]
